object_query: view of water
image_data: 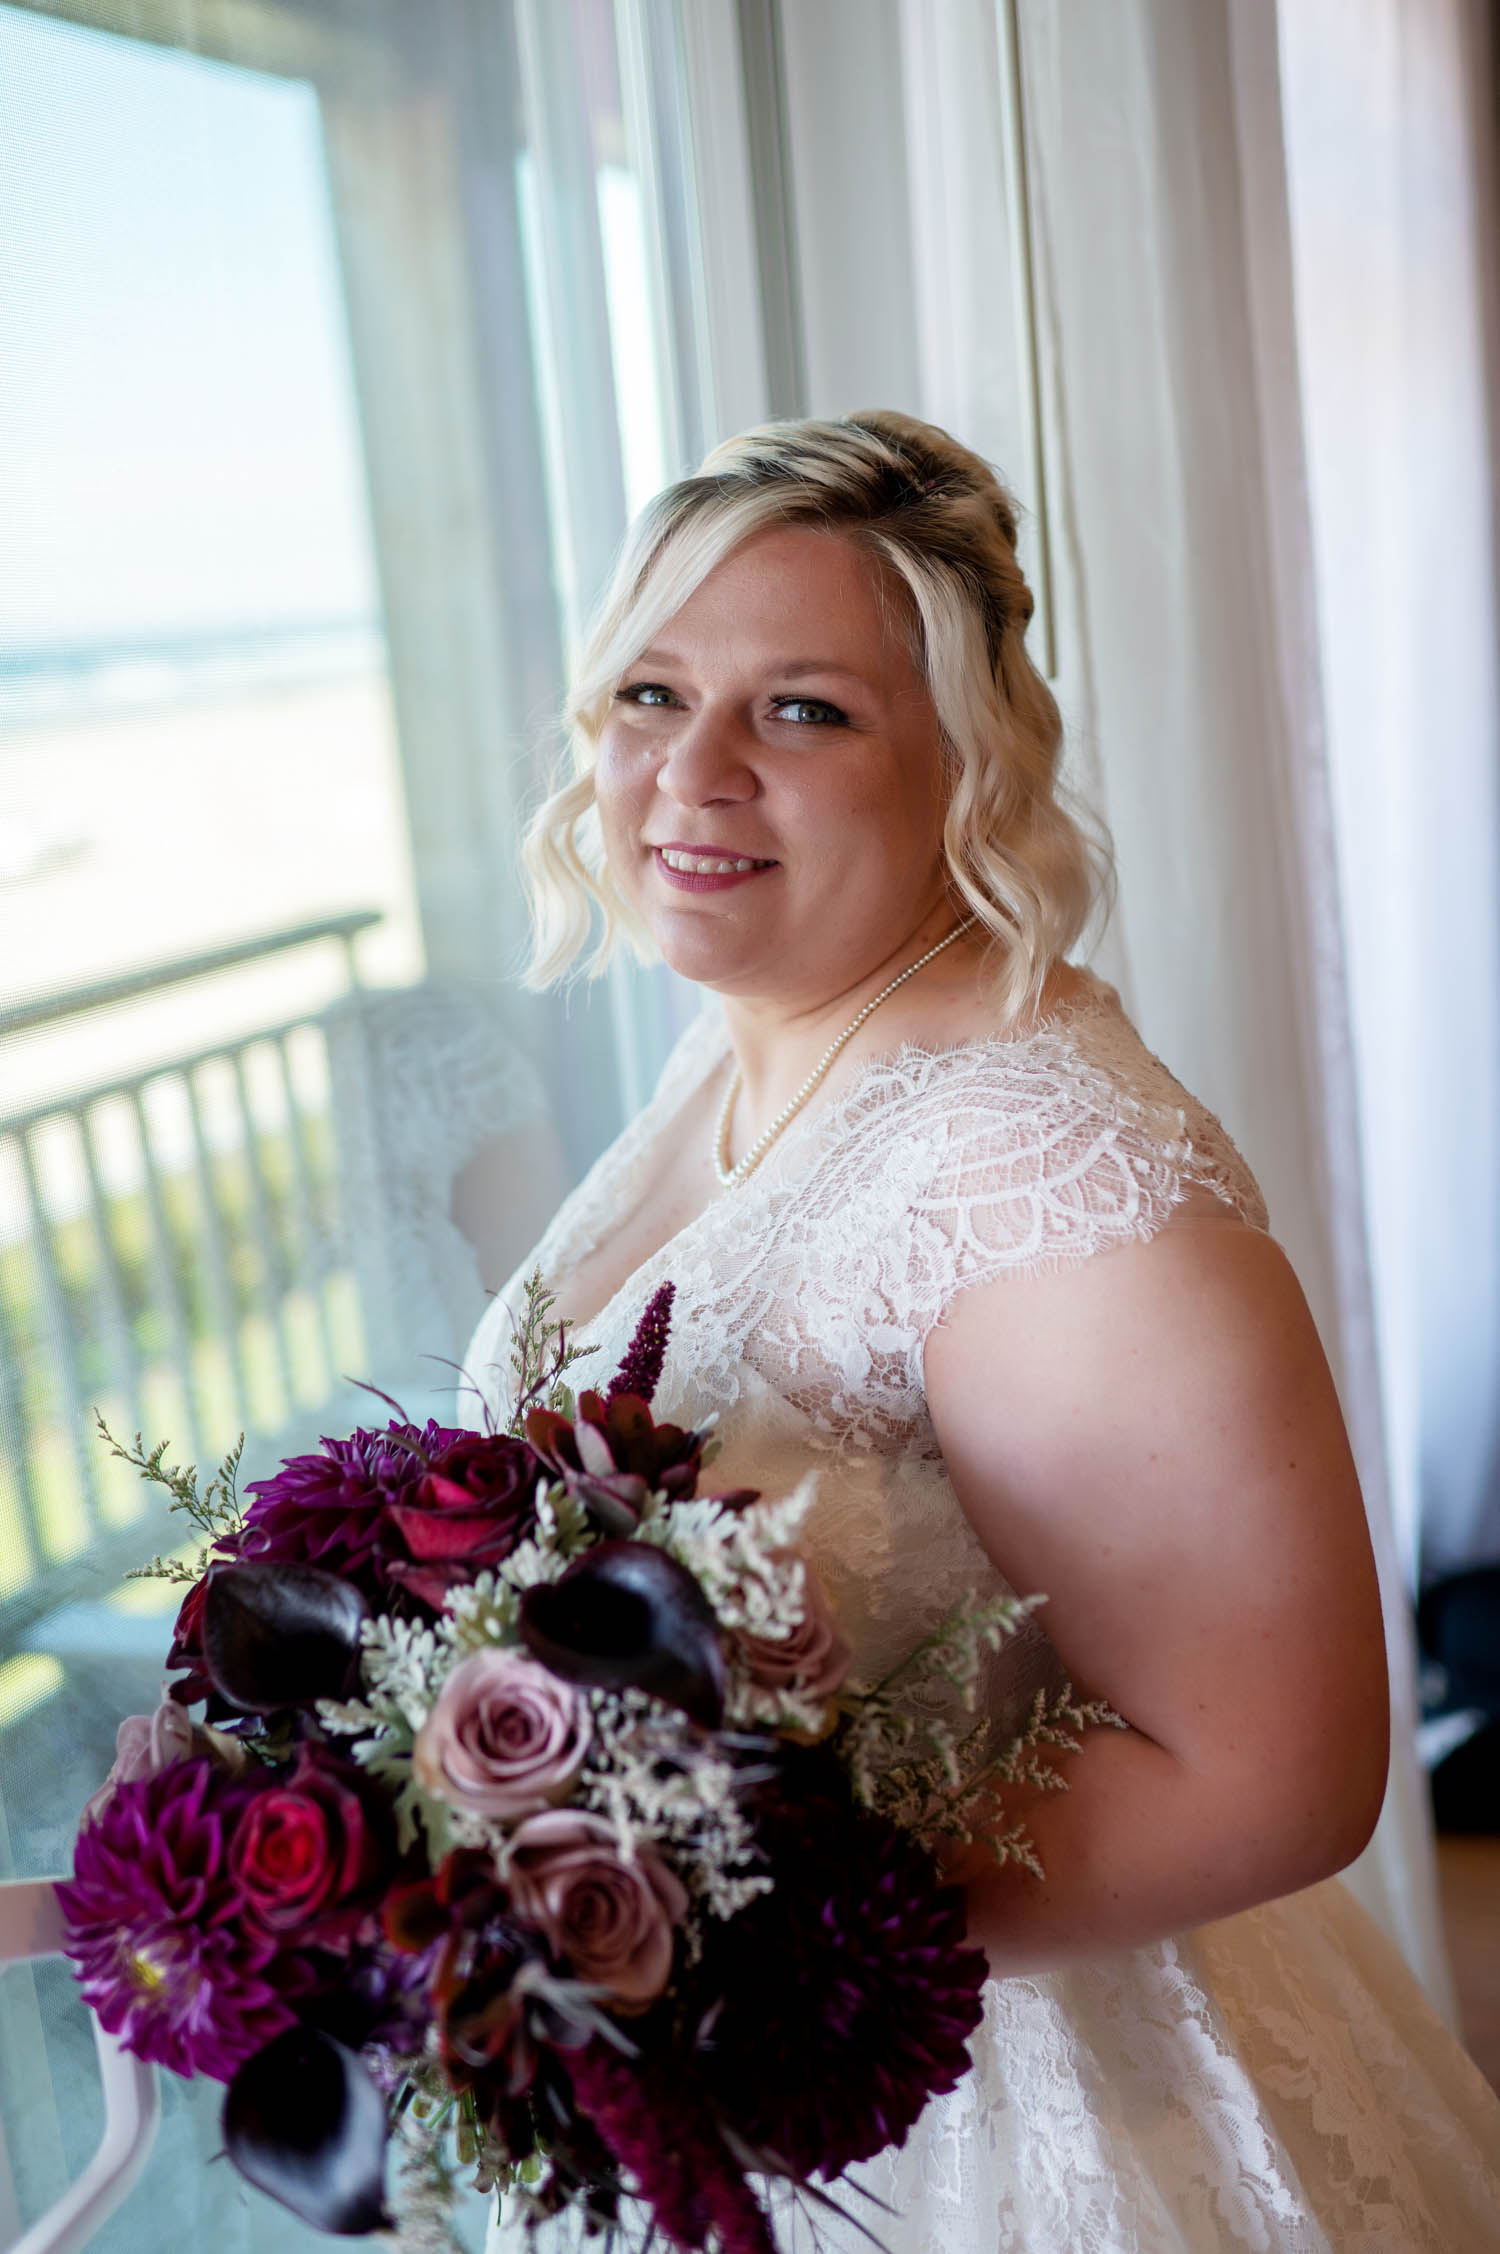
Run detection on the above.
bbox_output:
[0,633,423,1137]
[0,616,384,738]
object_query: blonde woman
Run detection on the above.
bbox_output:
[467,412,1500,2249]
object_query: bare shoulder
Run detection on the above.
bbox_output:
[924,1223,1344,1519]
[931,1214,1308,1369]
[871,944,1098,1054]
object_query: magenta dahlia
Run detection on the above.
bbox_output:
[59,1758,309,2082]
[238,1419,465,1598]
[696,1772,987,2182]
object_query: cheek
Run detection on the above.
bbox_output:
[592,738,650,855]
[783,755,945,872]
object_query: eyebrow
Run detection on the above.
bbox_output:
[630,647,872,686]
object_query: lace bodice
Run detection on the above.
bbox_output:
[466,975,1266,1707]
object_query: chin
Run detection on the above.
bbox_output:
[651,914,770,990]
[658,944,762,995]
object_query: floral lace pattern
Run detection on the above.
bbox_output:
[470,980,1500,2251]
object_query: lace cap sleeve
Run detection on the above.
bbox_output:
[842,997,1271,1365]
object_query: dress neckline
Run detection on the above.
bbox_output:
[549,967,1118,1349]
[708,961,1115,1122]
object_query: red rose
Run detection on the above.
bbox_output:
[165,1563,225,1706]
[169,1573,209,1662]
[383,1433,541,1610]
[230,1749,389,1938]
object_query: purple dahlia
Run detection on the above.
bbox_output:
[298,1934,436,2057]
[696,1766,987,2182]
[239,1419,465,1598]
[58,1757,308,2082]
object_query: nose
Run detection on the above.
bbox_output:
[655,701,759,807]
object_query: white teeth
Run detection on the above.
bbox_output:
[659,849,766,875]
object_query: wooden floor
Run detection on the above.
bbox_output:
[1436,1834,1500,2092]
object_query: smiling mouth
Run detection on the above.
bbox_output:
[655,847,776,875]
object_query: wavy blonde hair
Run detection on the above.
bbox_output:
[522,409,1112,1024]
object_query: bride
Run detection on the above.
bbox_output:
[465,411,1500,2250]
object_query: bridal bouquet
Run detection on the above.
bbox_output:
[61,1281,1105,2252]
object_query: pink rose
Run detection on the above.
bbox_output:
[413,1651,589,1821]
[82,1699,245,1826]
[505,1809,687,2009]
[735,1554,852,1700]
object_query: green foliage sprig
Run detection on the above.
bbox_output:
[905,1683,1125,1877]
[94,1411,246,1585]
[505,1269,596,1436]
[837,1589,1122,1874]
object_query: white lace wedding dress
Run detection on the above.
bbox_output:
[465,977,1500,2253]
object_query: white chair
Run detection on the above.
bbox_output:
[319,982,571,1399]
[0,1880,158,2254]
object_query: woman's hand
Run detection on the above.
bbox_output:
[922,1221,1389,1974]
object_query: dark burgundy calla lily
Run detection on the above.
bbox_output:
[223,2026,390,2235]
[384,1850,547,2107]
[519,1540,725,1728]
[202,1563,368,1713]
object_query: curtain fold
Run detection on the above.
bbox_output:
[1277,0,1500,1587]
[1226,0,1459,2021]
[1003,0,1456,2012]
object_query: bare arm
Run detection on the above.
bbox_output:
[922,1222,1389,1975]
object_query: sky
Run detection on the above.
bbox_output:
[0,2,379,654]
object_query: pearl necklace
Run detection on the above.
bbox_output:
[713,921,975,1190]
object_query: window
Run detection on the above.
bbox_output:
[0,5,719,2240]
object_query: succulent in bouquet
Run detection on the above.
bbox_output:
[63,1279,1114,2251]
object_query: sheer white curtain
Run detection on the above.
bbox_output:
[1277,0,1500,1588]
[875,0,1464,2012]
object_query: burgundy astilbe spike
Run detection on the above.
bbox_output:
[696,2156,783,2254]
[564,2040,711,2249]
[564,2040,777,2254]
[605,1281,676,1407]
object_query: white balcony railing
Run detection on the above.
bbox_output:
[0,913,380,1644]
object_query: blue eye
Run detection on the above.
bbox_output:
[616,681,679,708]
[771,696,848,726]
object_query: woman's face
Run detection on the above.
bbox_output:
[593,525,952,1001]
